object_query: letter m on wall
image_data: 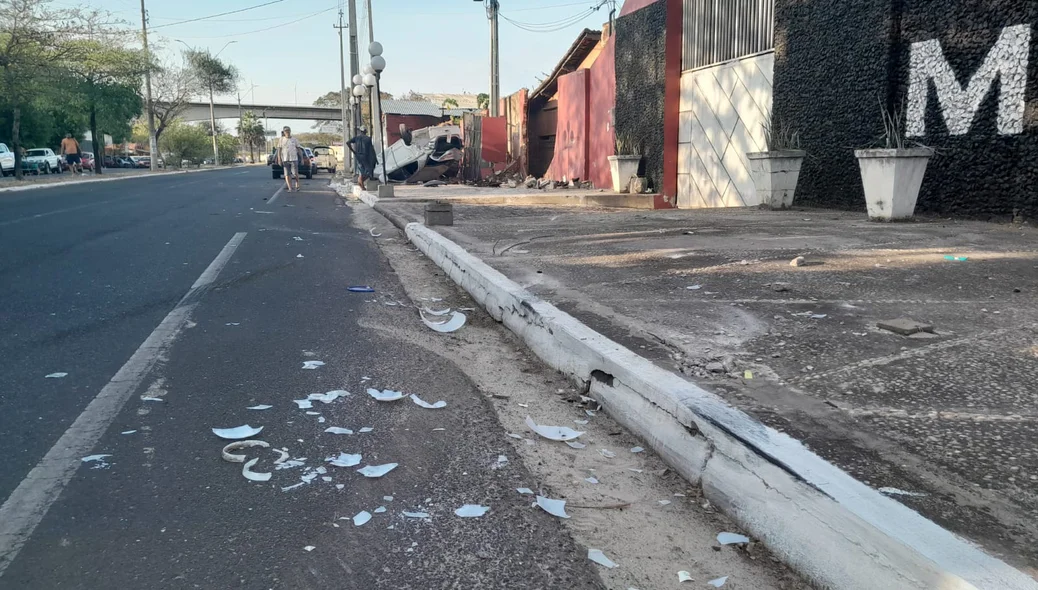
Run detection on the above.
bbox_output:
[908,24,1030,137]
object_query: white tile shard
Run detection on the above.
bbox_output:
[599,449,616,458]
[678,571,694,583]
[357,463,398,478]
[367,388,406,402]
[420,309,467,333]
[45,372,68,378]
[222,440,271,463]
[516,488,534,495]
[294,399,314,409]
[587,549,617,569]
[585,477,599,484]
[717,532,750,545]
[358,427,374,433]
[211,425,264,440]
[565,441,586,449]
[247,404,273,410]
[403,511,430,518]
[309,390,349,403]
[374,506,387,513]
[708,576,729,587]
[353,511,372,526]
[324,427,354,435]
[410,394,447,409]
[454,504,490,518]
[242,458,272,482]
[301,361,325,370]
[878,487,929,497]
[328,453,362,467]
[630,446,644,453]
[121,430,136,435]
[525,416,584,442]
[535,496,569,519]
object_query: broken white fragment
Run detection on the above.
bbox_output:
[432,427,445,432]
[294,399,314,409]
[717,532,750,545]
[587,549,617,569]
[420,309,466,333]
[508,433,524,439]
[81,454,111,463]
[309,390,349,403]
[336,484,344,490]
[367,388,406,402]
[306,411,321,416]
[630,446,644,453]
[324,427,354,435]
[383,496,394,502]
[276,459,305,470]
[301,361,325,370]
[293,236,303,241]
[141,396,164,402]
[565,441,586,449]
[222,440,271,463]
[272,449,290,464]
[247,404,273,410]
[369,228,382,237]
[281,482,305,492]
[353,511,372,526]
[678,571,694,583]
[878,487,928,498]
[495,455,508,468]
[212,425,264,440]
[303,546,315,552]
[410,394,446,409]
[708,576,728,587]
[45,372,68,378]
[321,476,332,482]
[599,449,616,458]
[359,427,374,433]
[686,285,702,290]
[454,504,490,518]
[810,314,827,319]
[574,419,589,425]
[525,416,584,442]
[516,488,534,495]
[658,500,672,506]
[585,477,599,484]
[535,496,570,519]
[403,511,430,518]
[328,453,362,467]
[121,430,136,435]
[242,458,272,481]
[422,307,452,316]
[296,254,304,258]
[357,463,398,478]
[374,506,387,513]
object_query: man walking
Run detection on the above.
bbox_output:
[60,133,83,174]
[346,126,377,187]
[277,126,302,192]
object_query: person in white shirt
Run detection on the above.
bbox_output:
[277,126,302,192]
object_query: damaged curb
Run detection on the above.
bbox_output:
[344,184,1037,590]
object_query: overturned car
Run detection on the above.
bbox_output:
[374,124,463,184]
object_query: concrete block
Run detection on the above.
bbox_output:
[424,201,453,226]
[877,318,934,336]
[364,179,379,191]
[377,184,395,198]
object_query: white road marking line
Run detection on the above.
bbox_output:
[267,186,284,205]
[0,231,247,577]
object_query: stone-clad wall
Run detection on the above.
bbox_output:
[772,0,1038,219]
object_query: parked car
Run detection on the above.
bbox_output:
[112,156,135,168]
[23,148,63,174]
[131,156,152,168]
[81,152,95,170]
[269,146,314,180]
[102,155,115,168]
[311,146,338,173]
[0,143,15,176]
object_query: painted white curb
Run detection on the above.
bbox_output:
[0,166,238,194]
[366,199,1034,590]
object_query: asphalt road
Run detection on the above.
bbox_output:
[0,170,599,588]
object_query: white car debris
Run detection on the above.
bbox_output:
[327,453,362,467]
[221,440,270,463]
[678,570,694,582]
[324,427,354,435]
[708,576,729,587]
[525,416,584,442]
[420,309,466,333]
[294,400,314,409]
[242,458,272,482]
[535,496,569,519]
[247,404,273,410]
[45,372,68,378]
[357,463,398,478]
[716,532,750,545]
[353,511,372,526]
[309,390,349,403]
[301,361,325,370]
[410,394,446,409]
[367,388,406,402]
[587,549,617,569]
[211,425,264,440]
[454,504,490,518]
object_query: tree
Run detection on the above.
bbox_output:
[477,93,490,110]
[442,98,459,109]
[402,90,425,101]
[186,49,237,162]
[236,110,264,163]
[312,89,394,134]
[159,120,208,167]
[151,57,199,145]
[295,132,339,147]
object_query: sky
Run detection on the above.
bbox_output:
[76,0,623,134]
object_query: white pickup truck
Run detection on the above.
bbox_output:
[0,143,14,176]
[23,148,63,174]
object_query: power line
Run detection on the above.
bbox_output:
[500,9,597,33]
[166,6,337,39]
[149,0,286,30]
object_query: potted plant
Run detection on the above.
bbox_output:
[746,116,805,209]
[854,103,933,221]
[608,136,641,193]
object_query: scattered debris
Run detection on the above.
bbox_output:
[455,504,490,518]
[225,322,240,326]
[422,307,453,316]
[308,390,349,404]
[810,314,827,319]
[212,425,264,440]
[294,399,314,409]
[324,427,354,435]
[242,458,272,482]
[717,532,750,545]
[743,370,754,379]
[877,318,934,336]
[141,396,164,402]
[574,419,589,425]
[708,576,729,587]
[121,430,136,435]
[599,449,616,459]
[420,309,467,333]
[403,511,430,518]
[357,463,398,478]
[508,432,523,439]
[585,476,599,484]
[368,388,406,402]
[411,394,447,409]
[353,511,372,526]
[303,546,315,552]
[516,488,534,495]
[384,495,394,502]
[374,506,387,513]
[301,361,325,370]
[296,254,304,258]
[790,256,807,267]
[494,455,509,469]
[81,454,111,466]
[771,282,790,292]
[369,228,382,238]
[658,500,671,506]
[944,255,968,262]
[222,440,270,463]
[535,496,570,519]
[328,453,362,467]
[293,236,303,241]
[525,416,584,442]
[359,427,374,433]
[587,548,618,569]
[347,286,375,293]
[630,446,644,453]
[686,285,702,291]
[45,372,68,379]
[878,487,928,498]
[678,571,694,583]
[565,441,586,449]
[247,404,273,410]
[282,482,305,492]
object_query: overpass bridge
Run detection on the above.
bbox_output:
[172,101,342,122]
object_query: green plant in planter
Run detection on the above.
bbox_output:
[761,114,801,151]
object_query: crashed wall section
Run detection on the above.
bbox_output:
[546,69,590,183]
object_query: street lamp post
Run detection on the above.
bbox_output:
[369,41,388,185]
[352,84,366,181]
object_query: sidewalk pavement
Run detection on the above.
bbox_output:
[375,198,1038,574]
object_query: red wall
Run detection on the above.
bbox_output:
[619,0,661,16]
[546,69,590,182]
[481,116,508,165]
[587,33,616,190]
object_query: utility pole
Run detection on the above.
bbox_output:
[488,0,500,116]
[209,82,219,165]
[334,9,351,173]
[365,0,374,44]
[237,92,243,162]
[348,0,361,132]
[139,0,158,171]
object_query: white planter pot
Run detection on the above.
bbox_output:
[746,150,806,209]
[854,148,933,220]
[607,154,641,193]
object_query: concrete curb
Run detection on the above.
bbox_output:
[0,166,240,194]
[338,181,672,209]
[346,185,1036,590]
